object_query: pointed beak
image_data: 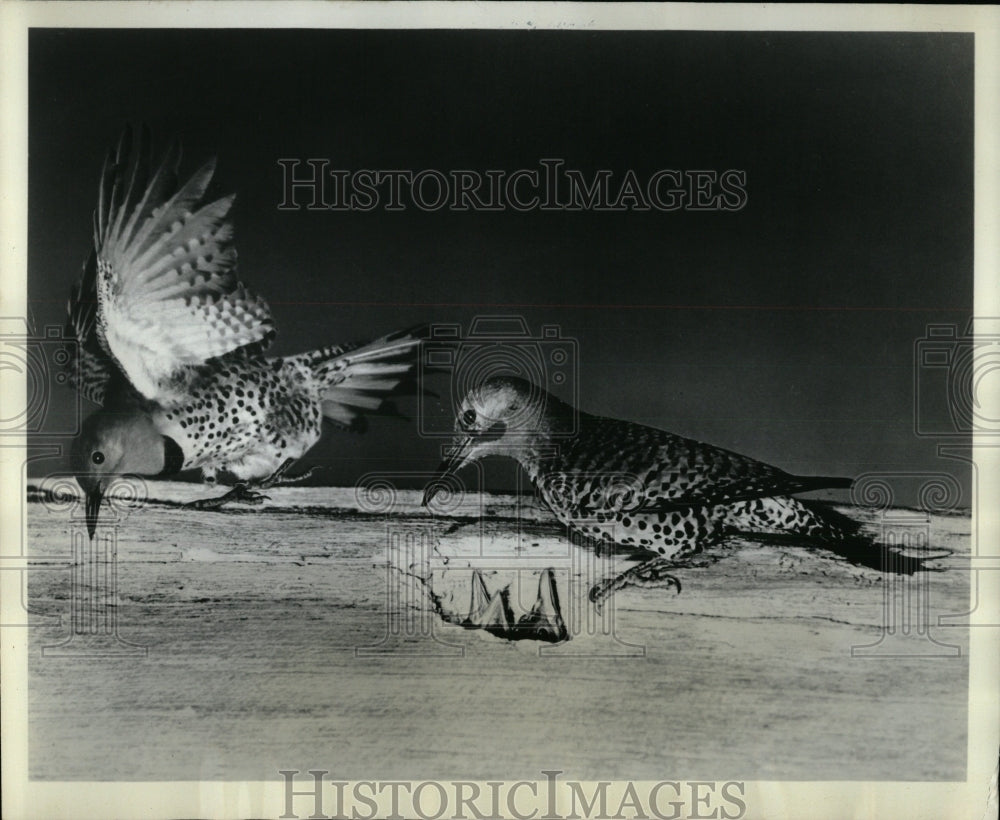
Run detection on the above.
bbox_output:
[84,482,104,540]
[422,436,473,507]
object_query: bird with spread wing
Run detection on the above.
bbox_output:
[66,127,424,538]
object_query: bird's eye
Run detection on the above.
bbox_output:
[462,408,476,427]
[91,451,105,465]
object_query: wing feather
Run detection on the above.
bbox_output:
[86,127,274,401]
[294,326,427,432]
[566,414,852,514]
[64,251,118,404]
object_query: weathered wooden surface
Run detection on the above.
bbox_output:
[25,480,969,782]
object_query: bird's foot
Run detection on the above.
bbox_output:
[256,460,317,490]
[184,482,270,510]
[589,557,683,613]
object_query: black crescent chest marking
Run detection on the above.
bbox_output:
[160,435,186,475]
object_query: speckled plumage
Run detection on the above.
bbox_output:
[151,346,336,481]
[512,390,857,560]
[426,377,937,593]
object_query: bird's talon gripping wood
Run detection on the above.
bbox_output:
[184,482,269,510]
[589,558,684,612]
[64,127,424,536]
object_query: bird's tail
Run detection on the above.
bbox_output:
[296,325,427,432]
[725,496,951,574]
[789,475,854,492]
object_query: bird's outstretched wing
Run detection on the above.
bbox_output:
[64,249,119,404]
[565,414,852,514]
[67,126,274,403]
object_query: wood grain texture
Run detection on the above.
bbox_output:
[25,481,969,782]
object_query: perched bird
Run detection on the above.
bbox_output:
[423,376,944,606]
[66,127,424,538]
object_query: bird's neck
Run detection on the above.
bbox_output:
[513,403,587,482]
[515,440,553,483]
[509,422,575,481]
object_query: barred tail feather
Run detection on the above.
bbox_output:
[816,535,950,575]
[726,497,951,575]
[796,500,952,574]
[790,475,854,492]
[308,325,428,432]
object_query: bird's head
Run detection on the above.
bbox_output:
[71,410,178,538]
[423,376,564,506]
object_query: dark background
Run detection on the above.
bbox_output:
[27,29,974,504]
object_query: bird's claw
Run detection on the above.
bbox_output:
[589,558,684,613]
[237,487,270,505]
[258,464,317,489]
[185,482,270,510]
